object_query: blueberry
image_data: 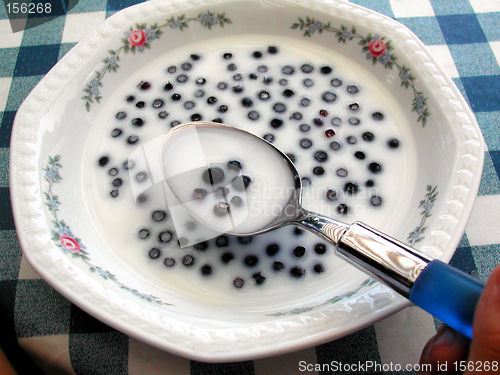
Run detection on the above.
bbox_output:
[266,244,279,256]
[228,63,237,71]
[270,117,283,129]
[171,93,181,101]
[337,203,349,215]
[233,73,243,81]
[241,97,253,107]
[233,84,244,93]
[313,117,323,126]
[343,181,358,194]
[135,101,145,108]
[149,248,161,259]
[159,230,173,243]
[193,188,208,199]
[194,241,208,251]
[109,168,119,176]
[152,210,166,221]
[231,195,244,206]
[223,52,232,59]
[322,91,337,103]
[253,272,266,285]
[286,153,296,163]
[325,129,335,138]
[184,101,195,109]
[138,229,150,240]
[207,96,217,105]
[196,77,206,85]
[164,82,173,91]
[212,117,223,123]
[177,74,188,83]
[263,134,275,143]
[139,81,151,90]
[158,110,169,119]
[170,121,180,127]
[300,139,312,148]
[326,189,337,201]
[319,109,328,117]
[116,111,126,120]
[330,141,342,150]
[282,65,294,75]
[200,264,213,276]
[111,128,122,137]
[227,159,243,171]
[127,135,139,145]
[136,171,148,182]
[303,78,314,87]
[321,65,333,74]
[248,111,260,120]
[366,180,375,187]
[167,66,176,73]
[294,227,304,235]
[301,63,313,73]
[300,124,310,132]
[153,99,164,108]
[349,118,360,125]
[215,236,229,247]
[215,186,230,198]
[313,264,325,274]
[290,112,302,120]
[218,105,229,113]
[349,103,360,111]
[232,175,252,191]
[191,113,202,122]
[126,95,135,102]
[283,89,294,97]
[112,178,122,187]
[214,202,230,216]
[131,118,144,127]
[347,84,359,94]
[123,160,135,170]
[258,90,271,100]
[313,166,324,175]
[249,73,259,80]
[290,266,305,278]
[244,255,258,267]
[293,246,306,257]
[279,78,288,85]
[273,261,285,272]
[331,78,342,87]
[300,97,311,106]
[314,243,327,255]
[368,162,382,174]
[337,168,348,177]
[253,51,263,58]
[362,132,374,141]
[331,117,342,126]
[268,46,278,54]
[191,54,201,60]
[218,82,227,90]
[370,196,382,206]
[99,156,109,167]
[347,136,357,144]
[388,139,400,148]
[372,112,384,120]
[354,151,366,160]
[233,277,244,289]
[273,103,286,113]
[221,252,234,264]
[164,257,175,267]
[238,236,253,244]
[181,62,192,71]
[314,151,328,162]
[202,166,225,185]
[194,90,205,98]
[258,65,268,73]
[182,255,195,267]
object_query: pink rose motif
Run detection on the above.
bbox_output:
[60,236,81,253]
[128,29,147,47]
[367,39,386,58]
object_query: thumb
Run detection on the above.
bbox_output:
[466,263,500,370]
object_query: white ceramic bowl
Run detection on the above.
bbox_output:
[10,0,484,362]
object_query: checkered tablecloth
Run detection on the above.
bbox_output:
[1,0,500,373]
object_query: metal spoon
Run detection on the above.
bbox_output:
[160,121,484,339]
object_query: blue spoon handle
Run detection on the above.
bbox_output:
[409,259,484,339]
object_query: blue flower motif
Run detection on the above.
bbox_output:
[58,225,73,237]
[400,69,410,83]
[107,56,118,69]
[422,199,434,212]
[171,19,181,28]
[89,79,100,96]
[201,13,211,23]
[378,52,392,66]
[371,33,382,41]
[144,28,156,42]
[307,20,323,34]
[341,29,351,39]
[48,199,58,210]
[45,170,55,181]
[409,230,421,242]
[96,268,111,278]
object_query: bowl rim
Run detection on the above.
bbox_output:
[9,0,484,362]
